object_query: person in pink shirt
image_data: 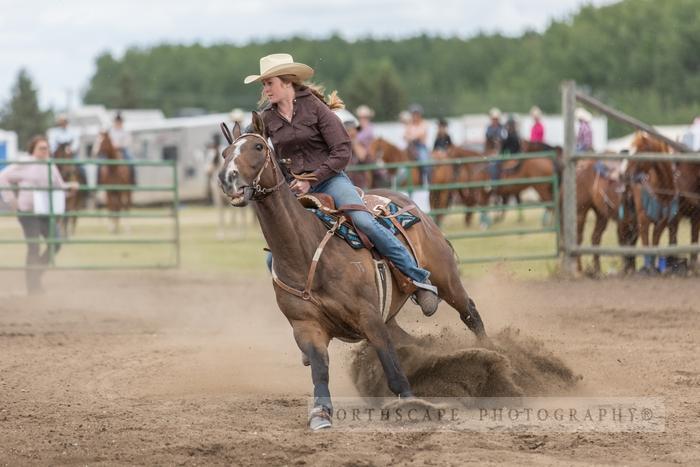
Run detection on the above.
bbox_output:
[529,106,545,143]
[0,135,76,294]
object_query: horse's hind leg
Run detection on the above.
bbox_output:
[430,258,487,339]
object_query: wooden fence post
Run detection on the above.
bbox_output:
[561,80,577,276]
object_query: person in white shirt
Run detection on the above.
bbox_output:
[107,112,135,183]
[681,116,700,151]
[47,114,80,156]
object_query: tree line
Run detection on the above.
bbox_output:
[3,0,699,149]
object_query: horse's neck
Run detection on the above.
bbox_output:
[254,184,326,278]
[653,162,675,195]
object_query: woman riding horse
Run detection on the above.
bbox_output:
[220,53,486,430]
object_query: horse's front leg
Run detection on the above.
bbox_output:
[652,220,668,272]
[691,214,700,270]
[291,321,333,430]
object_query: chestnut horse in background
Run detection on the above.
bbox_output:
[668,144,700,271]
[627,132,677,272]
[95,131,132,233]
[368,138,421,188]
[53,142,88,237]
[443,145,485,227]
[575,159,638,275]
[494,141,562,224]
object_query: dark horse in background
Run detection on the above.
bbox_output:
[53,142,88,237]
[95,132,133,233]
[217,114,487,430]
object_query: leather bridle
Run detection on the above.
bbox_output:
[231,132,285,201]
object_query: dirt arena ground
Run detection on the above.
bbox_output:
[1,270,698,466]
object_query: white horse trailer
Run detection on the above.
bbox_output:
[77,112,249,204]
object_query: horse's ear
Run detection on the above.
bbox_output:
[232,121,242,139]
[220,122,233,145]
[252,111,265,136]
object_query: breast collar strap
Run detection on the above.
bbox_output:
[234,132,286,201]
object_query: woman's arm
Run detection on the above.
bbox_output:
[0,164,21,209]
[310,101,352,186]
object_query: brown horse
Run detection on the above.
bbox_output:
[668,149,700,271]
[368,138,422,188]
[627,132,677,272]
[575,159,638,275]
[444,145,486,226]
[53,142,87,237]
[495,141,562,224]
[95,132,132,233]
[217,114,486,430]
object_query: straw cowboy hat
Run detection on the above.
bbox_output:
[529,106,542,119]
[244,53,314,84]
[229,108,245,123]
[356,105,374,119]
[575,107,592,122]
[488,107,502,119]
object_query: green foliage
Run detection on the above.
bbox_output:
[0,69,52,150]
[82,0,700,136]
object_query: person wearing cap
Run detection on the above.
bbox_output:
[501,115,521,155]
[433,118,453,152]
[681,116,700,151]
[341,113,371,189]
[355,105,375,151]
[485,107,506,153]
[575,108,594,152]
[529,106,545,143]
[48,114,80,156]
[403,104,430,185]
[244,53,439,316]
[230,108,245,126]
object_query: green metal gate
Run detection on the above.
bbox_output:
[0,158,180,270]
[346,151,560,264]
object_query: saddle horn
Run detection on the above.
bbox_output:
[220,122,234,145]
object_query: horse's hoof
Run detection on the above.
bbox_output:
[308,406,332,431]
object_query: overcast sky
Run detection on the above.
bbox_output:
[1,0,617,110]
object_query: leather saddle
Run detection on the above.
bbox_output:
[297,189,420,295]
[297,188,393,218]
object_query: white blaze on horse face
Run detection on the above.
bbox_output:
[224,139,245,186]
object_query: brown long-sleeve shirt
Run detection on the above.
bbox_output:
[262,87,352,187]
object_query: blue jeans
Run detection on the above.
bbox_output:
[414,143,431,184]
[312,172,430,284]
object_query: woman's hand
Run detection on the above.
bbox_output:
[290,179,311,196]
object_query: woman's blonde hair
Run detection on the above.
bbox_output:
[257,74,344,110]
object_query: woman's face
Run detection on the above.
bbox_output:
[262,77,292,104]
[32,139,51,159]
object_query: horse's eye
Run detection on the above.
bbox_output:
[255,143,264,151]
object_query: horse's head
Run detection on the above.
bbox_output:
[629,131,671,177]
[218,111,282,207]
[368,138,385,163]
[94,131,117,159]
[54,142,71,159]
